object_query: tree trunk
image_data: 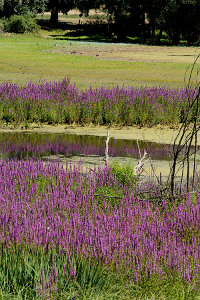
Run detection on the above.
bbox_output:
[171,31,180,44]
[50,1,59,27]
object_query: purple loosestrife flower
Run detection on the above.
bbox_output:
[0,79,198,126]
[0,159,200,285]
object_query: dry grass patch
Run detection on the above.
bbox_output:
[48,43,200,64]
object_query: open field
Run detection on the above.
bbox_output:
[46,43,200,64]
[0,31,199,89]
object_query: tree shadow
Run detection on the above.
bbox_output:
[36,18,176,46]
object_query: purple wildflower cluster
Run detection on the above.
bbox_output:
[0,159,199,284]
[0,78,198,125]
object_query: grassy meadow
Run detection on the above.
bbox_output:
[0,27,199,89]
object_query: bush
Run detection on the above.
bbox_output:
[5,14,38,33]
[110,161,136,186]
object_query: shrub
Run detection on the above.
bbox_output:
[110,161,136,186]
[5,14,38,33]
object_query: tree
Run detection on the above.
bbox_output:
[181,0,200,44]
[160,0,200,44]
[0,0,47,18]
[143,0,168,43]
[129,0,146,42]
[99,0,132,39]
[48,0,75,26]
[75,0,98,16]
[48,0,99,26]
[1,0,200,44]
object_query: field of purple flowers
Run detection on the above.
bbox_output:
[0,159,200,299]
[0,77,200,298]
[0,77,199,126]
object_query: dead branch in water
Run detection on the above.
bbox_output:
[104,131,110,166]
[134,136,149,176]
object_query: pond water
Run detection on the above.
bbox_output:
[0,132,173,160]
[0,132,199,179]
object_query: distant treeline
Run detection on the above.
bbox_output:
[0,0,200,44]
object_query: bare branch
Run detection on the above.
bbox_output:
[134,150,148,176]
[104,131,110,166]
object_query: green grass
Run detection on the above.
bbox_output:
[0,31,197,89]
[0,245,199,300]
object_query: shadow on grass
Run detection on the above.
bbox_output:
[37,19,175,45]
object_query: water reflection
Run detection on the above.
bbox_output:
[0,132,174,161]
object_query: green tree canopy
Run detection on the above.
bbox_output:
[0,0,47,18]
[0,0,199,44]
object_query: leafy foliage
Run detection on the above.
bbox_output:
[110,161,136,186]
[4,14,38,33]
[0,0,200,43]
[0,0,47,18]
